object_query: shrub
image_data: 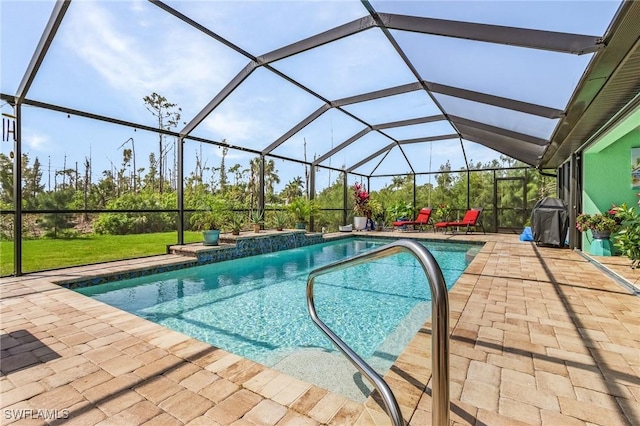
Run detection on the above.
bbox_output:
[94,192,175,235]
[613,203,640,269]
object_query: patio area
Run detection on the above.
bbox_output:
[1,232,638,425]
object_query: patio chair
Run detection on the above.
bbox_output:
[392,208,433,231]
[435,208,485,234]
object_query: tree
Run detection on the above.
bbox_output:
[118,138,137,192]
[23,156,44,208]
[246,157,280,208]
[0,153,13,205]
[38,189,76,238]
[228,163,245,186]
[264,159,280,203]
[143,92,181,194]
[142,152,158,192]
[219,146,228,193]
[281,177,304,204]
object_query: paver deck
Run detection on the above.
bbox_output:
[1,232,638,425]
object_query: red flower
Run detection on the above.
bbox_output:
[352,183,370,215]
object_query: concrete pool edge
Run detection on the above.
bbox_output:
[3,233,638,425]
[0,231,492,424]
[74,232,490,421]
[54,230,484,290]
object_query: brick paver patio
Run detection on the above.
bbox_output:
[1,233,638,425]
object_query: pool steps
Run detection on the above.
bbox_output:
[306,239,451,426]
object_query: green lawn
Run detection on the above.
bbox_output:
[0,231,202,276]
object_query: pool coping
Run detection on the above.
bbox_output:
[73,231,490,422]
[2,231,638,425]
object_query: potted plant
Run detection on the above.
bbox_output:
[189,197,227,246]
[368,198,385,231]
[273,209,288,231]
[250,208,263,233]
[227,211,245,236]
[576,209,620,239]
[287,197,317,230]
[352,182,370,230]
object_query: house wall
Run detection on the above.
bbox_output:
[581,106,640,253]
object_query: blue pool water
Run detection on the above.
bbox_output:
[77,238,474,400]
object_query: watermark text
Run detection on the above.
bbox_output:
[3,408,69,420]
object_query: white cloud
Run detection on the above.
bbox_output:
[23,129,50,152]
[204,110,258,143]
[61,2,246,121]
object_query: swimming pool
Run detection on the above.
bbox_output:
[76,237,475,401]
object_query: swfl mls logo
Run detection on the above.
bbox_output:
[3,408,70,420]
[2,112,16,142]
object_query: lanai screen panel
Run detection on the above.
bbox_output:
[402,138,467,172]
[320,131,394,172]
[434,94,560,140]
[271,109,365,163]
[372,1,620,35]
[461,140,514,168]
[16,106,158,187]
[369,146,414,176]
[383,121,456,142]
[25,1,248,127]
[163,0,365,56]
[1,0,57,94]
[3,0,626,177]
[392,30,594,112]
[315,166,343,202]
[191,67,324,152]
[340,90,441,125]
[270,28,416,100]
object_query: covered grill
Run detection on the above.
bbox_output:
[530,198,569,247]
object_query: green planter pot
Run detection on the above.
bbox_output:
[203,230,221,246]
[590,230,612,256]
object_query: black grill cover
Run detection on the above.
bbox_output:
[531,198,568,247]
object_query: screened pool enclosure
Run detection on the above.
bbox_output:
[1,0,638,275]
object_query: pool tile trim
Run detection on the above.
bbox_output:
[55,230,481,290]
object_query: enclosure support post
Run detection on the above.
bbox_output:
[309,164,316,231]
[342,172,348,225]
[259,155,265,227]
[413,174,417,211]
[467,169,471,211]
[14,104,23,276]
[523,169,528,229]
[493,170,498,232]
[177,136,184,245]
[569,153,579,248]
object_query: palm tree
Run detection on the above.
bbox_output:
[264,159,280,200]
[248,157,281,208]
[281,177,304,204]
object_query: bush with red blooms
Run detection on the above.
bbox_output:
[352,183,370,216]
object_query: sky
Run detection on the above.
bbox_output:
[0,0,623,193]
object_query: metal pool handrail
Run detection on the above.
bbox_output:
[306,239,450,426]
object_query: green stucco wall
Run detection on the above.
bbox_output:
[582,108,640,253]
